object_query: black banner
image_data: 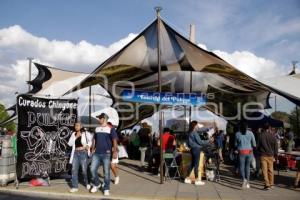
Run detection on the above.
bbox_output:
[16,94,77,179]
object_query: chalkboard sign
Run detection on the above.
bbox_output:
[16,95,77,179]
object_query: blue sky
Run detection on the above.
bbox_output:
[0,0,300,113]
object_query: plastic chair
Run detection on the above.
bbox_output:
[163,152,180,180]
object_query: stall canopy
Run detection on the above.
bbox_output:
[0,63,88,126]
[246,111,284,128]
[261,73,300,105]
[4,18,299,130]
[29,63,88,96]
[64,18,275,130]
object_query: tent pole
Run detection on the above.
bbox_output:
[296,105,299,137]
[184,106,187,133]
[27,57,34,92]
[188,25,195,125]
[189,71,192,124]
[89,86,92,129]
[155,6,164,184]
[275,95,277,112]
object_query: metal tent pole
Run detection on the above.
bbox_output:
[275,95,277,112]
[27,57,34,92]
[89,86,92,128]
[188,24,195,125]
[297,105,299,137]
[155,6,164,184]
[189,71,193,124]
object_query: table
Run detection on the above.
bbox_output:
[278,151,300,170]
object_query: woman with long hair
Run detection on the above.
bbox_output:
[184,121,210,185]
[68,122,93,193]
[235,121,256,189]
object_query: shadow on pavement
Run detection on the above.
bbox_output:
[119,161,160,184]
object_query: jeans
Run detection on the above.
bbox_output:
[71,150,88,188]
[90,153,111,191]
[187,148,201,179]
[218,148,223,161]
[139,147,148,166]
[254,153,261,177]
[239,153,253,181]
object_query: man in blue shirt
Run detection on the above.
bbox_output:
[90,113,118,196]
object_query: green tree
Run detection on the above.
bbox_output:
[0,103,16,132]
[271,111,290,123]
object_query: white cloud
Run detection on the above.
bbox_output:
[197,42,286,79]
[0,25,137,107]
[197,43,208,50]
[213,50,285,80]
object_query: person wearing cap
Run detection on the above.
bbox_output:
[90,113,118,196]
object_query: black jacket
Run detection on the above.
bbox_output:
[138,128,150,147]
[257,130,278,157]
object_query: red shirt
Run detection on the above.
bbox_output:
[162,132,175,151]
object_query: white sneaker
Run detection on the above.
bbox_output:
[114,176,120,185]
[90,185,99,193]
[69,188,78,193]
[242,180,247,188]
[195,179,205,186]
[246,183,250,189]
[184,178,192,184]
[86,184,91,190]
[104,190,110,196]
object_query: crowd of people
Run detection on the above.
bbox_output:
[1,112,299,196]
[223,123,300,189]
[115,119,300,190]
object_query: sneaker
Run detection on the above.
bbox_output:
[270,185,274,189]
[114,176,120,185]
[264,186,271,190]
[90,185,99,193]
[184,178,192,184]
[246,183,250,189]
[86,184,91,190]
[104,190,110,196]
[195,179,205,186]
[69,188,78,193]
[242,180,247,188]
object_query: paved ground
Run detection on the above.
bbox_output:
[0,159,299,200]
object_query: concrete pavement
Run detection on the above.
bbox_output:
[0,159,299,200]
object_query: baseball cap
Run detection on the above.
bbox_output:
[96,113,109,119]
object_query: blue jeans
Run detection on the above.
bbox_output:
[71,150,88,188]
[187,148,201,179]
[90,153,111,191]
[239,153,253,181]
[254,151,261,177]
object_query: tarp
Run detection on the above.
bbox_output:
[130,109,227,136]
[30,63,88,97]
[0,64,88,126]
[64,18,272,130]
[246,111,284,128]
[261,73,300,105]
